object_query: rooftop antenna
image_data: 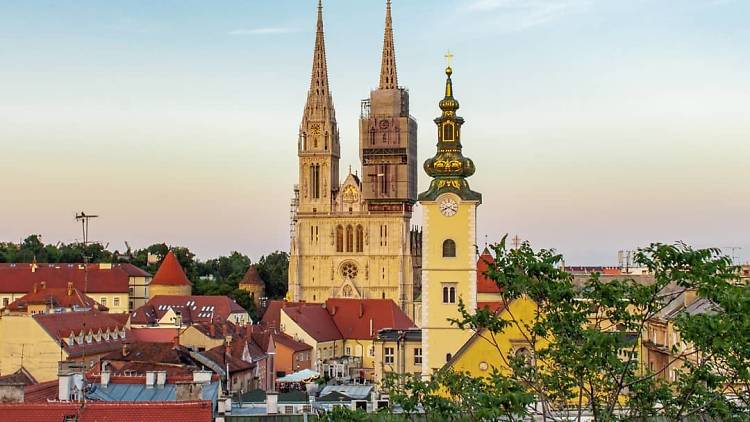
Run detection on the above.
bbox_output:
[511,234,522,250]
[75,211,98,294]
[723,246,742,265]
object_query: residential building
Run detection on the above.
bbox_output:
[0,262,150,312]
[0,310,129,382]
[372,328,422,384]
[2,282,107,315]
[274,298,415,381]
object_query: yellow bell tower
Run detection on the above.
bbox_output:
[419,64,481,375]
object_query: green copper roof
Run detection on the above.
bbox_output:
[418,66,481,202]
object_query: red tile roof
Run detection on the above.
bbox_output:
[272,331,312,353]
[129,327,180,343]
[191,321,241,340]
[202,343,255,374]
[33,311,129,358]
[281,299,415,342]
[283,303,342,342]
[130,295,247,325]
[4,286,106,312]
[23,380,58,403]
[261,300,308,330]
[326,298,415,340]
[101,342,190,365]
[0,263,149,294]
[477,248,501,294]
[240,265,265,286]
[150,251,192,286]
[0,367,37,386]
[0,401,212,421]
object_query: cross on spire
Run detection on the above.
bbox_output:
[379,0,398,89]
[445,50,454,67]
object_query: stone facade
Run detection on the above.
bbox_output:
[288,1,421,318]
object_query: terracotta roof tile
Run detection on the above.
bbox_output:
[0,401,212,421]
[130,295,247,325]
[0,263,149,294]
[23,380,58,403]
[240,265,265,286]
[33,311,129,358]
[261,300,308,330]
[4,286,106,312]
[326,298,415,340]
[150,251,192,286]
[477,249,501,294]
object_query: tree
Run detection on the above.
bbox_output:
[387,237,746,421]
[256,251,289,299]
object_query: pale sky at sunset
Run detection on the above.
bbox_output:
[2,0,748,265]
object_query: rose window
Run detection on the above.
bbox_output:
[341,262,358,279]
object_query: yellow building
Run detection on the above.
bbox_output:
[0,311,129,382]
[287,0,421,319]
[373,328,422,385]
[419,65,482,375]
[180,321,242,352]
[445,297,539,377]
[147,250,192,298]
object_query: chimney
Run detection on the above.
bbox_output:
[156,371,167,387]
[32,283,38,294]
[222,324,228,337]
[172,335,180,349]
[101,370,111,388]
[145,371,156,389]
[209,324,216,338]
[359,303,364,318]
[67,282,73,296]
[121,344,129,357]
[58,374,73,401]
[40,281,46,290]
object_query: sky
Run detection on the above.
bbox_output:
[1,0,748,265]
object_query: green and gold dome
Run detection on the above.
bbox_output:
[418,66,482,202]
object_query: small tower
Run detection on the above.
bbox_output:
[149,250,192,297]
[419,64,481,375]
[239,265,266,308]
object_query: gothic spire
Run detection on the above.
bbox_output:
[379,0,398,90]
[304,0,335,122]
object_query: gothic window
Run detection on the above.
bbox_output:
[370,128,375,145]
[379,165,388,196]
[383,133,388,144]
[336,225,344,252]
[346,225,354,253]
[442,239,456,257]
[314,137,318,148]
[303,133,307,150]
[355,225,364,253]
[443,122,455,141]
[325,132,329,151]
[310,164,320,199]
[342,285,353,297]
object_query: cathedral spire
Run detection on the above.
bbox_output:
[304,0,335,121]
[379,0,398,90]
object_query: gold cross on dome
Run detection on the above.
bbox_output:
[445,50,454,67]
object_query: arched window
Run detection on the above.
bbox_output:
[302,133,307,150]
[443,122,454,141]
[346,225,354,253]
[370,128,375,145]
[446,353,452,363]
[336,225,344,252]
[325,132,329,151]
[310,164,320,200]
[355,225,364,253]
[442,239,456,257]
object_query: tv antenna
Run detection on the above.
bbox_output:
[75,211,99,293]
[723,246,742,265]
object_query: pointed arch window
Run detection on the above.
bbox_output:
[310,164,320,199]
[355,225,364,253]
[442,239,456,258]
[336,225,344,253]
[370,128,376,145]
[325,132,329,151]
[345,225,354,253]
[302,133,307,150]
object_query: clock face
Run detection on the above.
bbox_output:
[310,123,321,135]
[379,120,390,130]
[440,198,458,217]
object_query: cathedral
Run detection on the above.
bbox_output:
[288,0,422,318]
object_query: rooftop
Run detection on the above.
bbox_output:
[0,263,150,294]
[0,401,213,421]
[150,251,192,286]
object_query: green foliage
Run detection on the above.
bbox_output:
[255,251,289,299]
[386,236,747,420]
